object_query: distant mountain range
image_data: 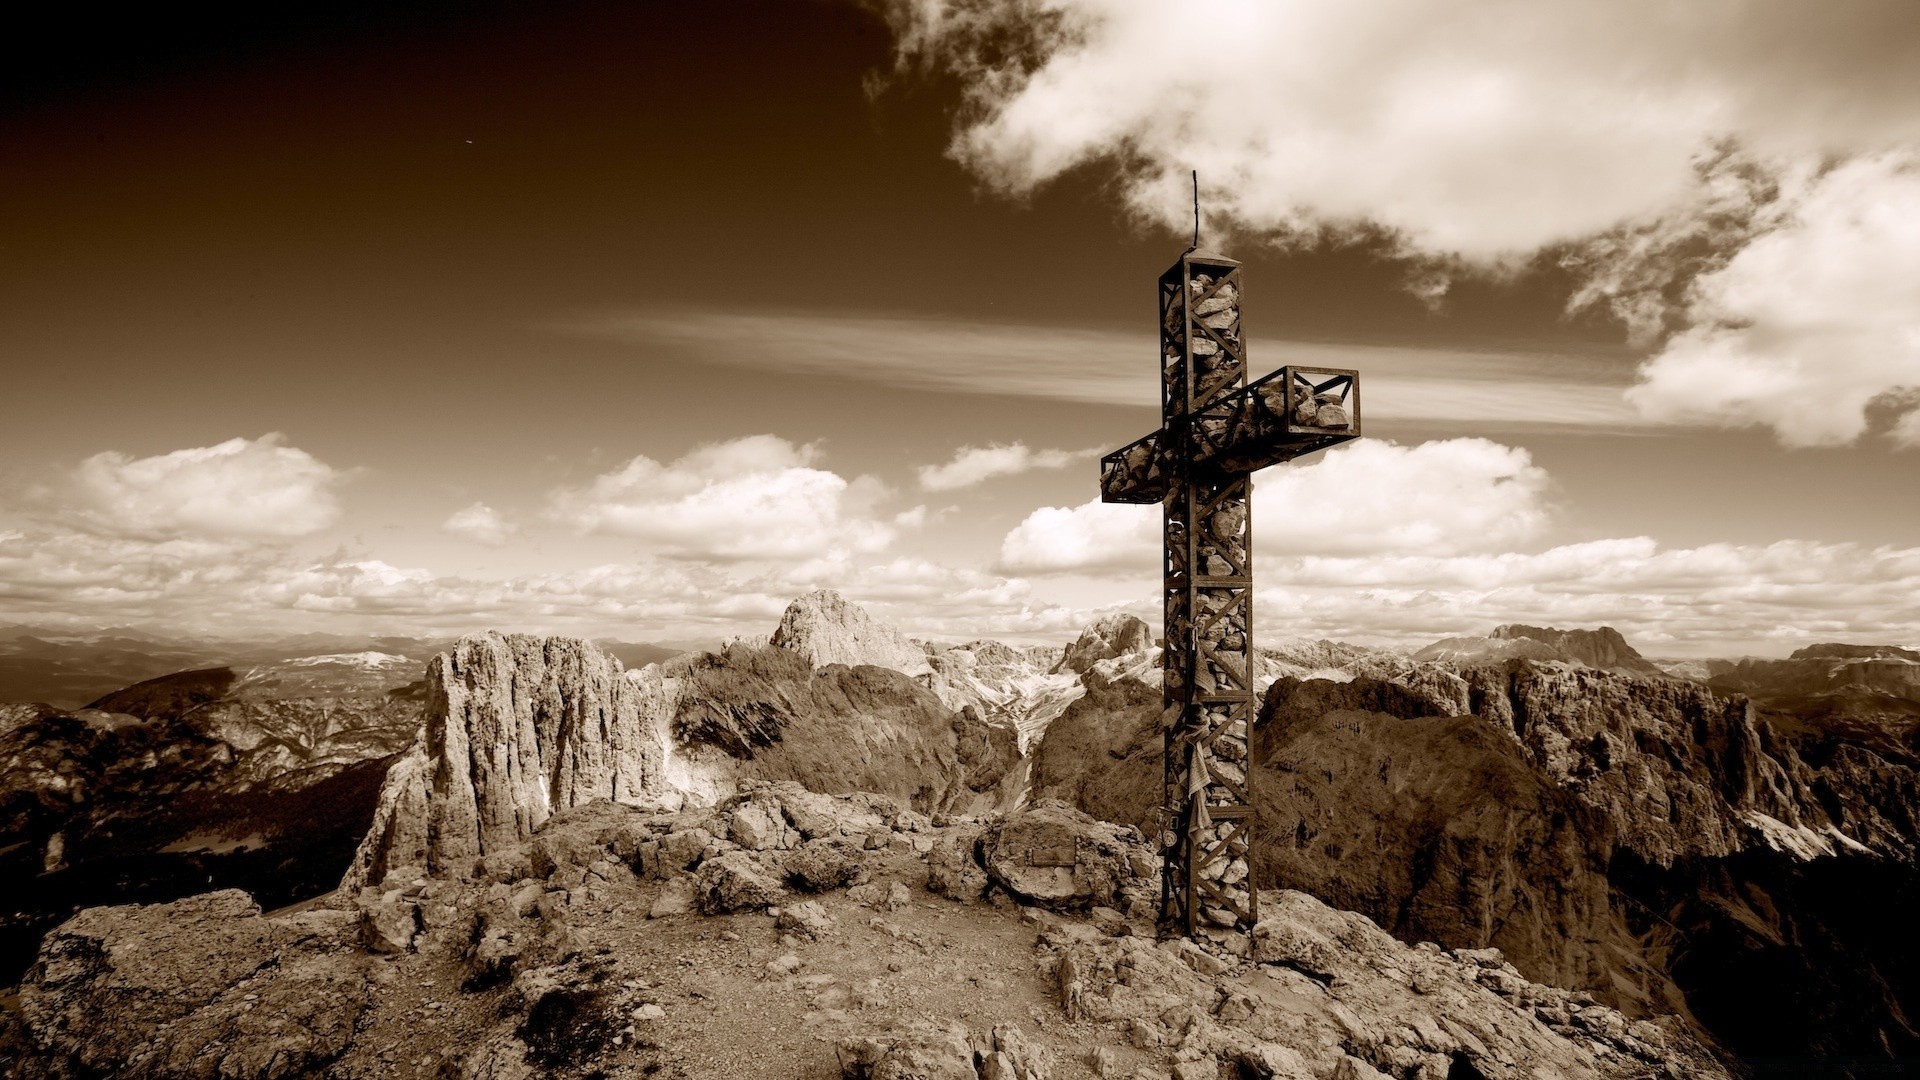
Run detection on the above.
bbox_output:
[0,628,686,709]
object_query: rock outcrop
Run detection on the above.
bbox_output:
[9,891,371,1078]
[1255,660,1920,1065]
[770,590,931,676]
[1027,652,1920,1067]
[345,632,673,889]
[5,788,1725,1080]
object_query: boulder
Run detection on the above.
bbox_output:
[355,889,420,954]
[925,830,990,901]
[13,890,370,1079]
[982,801,1143,911]
[694,851,786,914]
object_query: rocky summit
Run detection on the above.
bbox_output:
[3,788,1725,1079]
[771,590,933,676]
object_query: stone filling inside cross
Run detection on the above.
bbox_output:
[1098,248,1361,936]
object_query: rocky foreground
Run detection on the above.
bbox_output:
[2,788,1725,1080]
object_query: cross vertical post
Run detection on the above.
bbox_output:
[1099,248,1362,936]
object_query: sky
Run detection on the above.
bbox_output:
[1,0,1917,656]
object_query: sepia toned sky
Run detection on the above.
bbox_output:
[2,0,1917,655]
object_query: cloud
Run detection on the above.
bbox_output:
[68,434,343,539]
[548,435,897,561]
[1251,538,1920,655]
[882,0,1920,261]
[999,437,1551,572]
[1622,154,1920,447]
[919,443,1086,490]
[441,502,516,546]
[571,310,1641,429]
[1256,438,1550,556]
[1000,499,1155,575]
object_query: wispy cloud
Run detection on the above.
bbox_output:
[918,442,1090,490]
[566,310,1645,430]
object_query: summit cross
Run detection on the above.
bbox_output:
[1098,247,1362,936]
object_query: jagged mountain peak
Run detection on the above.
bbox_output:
[1053,612,1154,675]
[768,590,930,676]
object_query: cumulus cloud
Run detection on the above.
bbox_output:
[1000,499,1155,574]
[1255,438,1549,556]
[5,514,1917,654]
[918,443,1086,490]
[999,438,1550,572]
[548,435,896,561]
[883,0,1920,260]
[1622,154,1920,446]
[441,502,516,546]
[68,434,343,539]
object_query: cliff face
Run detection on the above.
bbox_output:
[1254,661,1920,1065]
[345,632,673,888]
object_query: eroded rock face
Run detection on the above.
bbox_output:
[344,632,673,888]
[1025,671,1162,833]
[770,590,931,676]
[1256,660,1920,1064]
[1252,680,1670,1017]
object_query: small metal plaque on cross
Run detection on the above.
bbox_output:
[1098,248,1361,936]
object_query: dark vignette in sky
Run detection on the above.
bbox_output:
[1,0,1915,655]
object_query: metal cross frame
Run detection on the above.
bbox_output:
[1099,248,1362,936]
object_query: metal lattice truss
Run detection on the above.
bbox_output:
[1099,250,1361,936]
